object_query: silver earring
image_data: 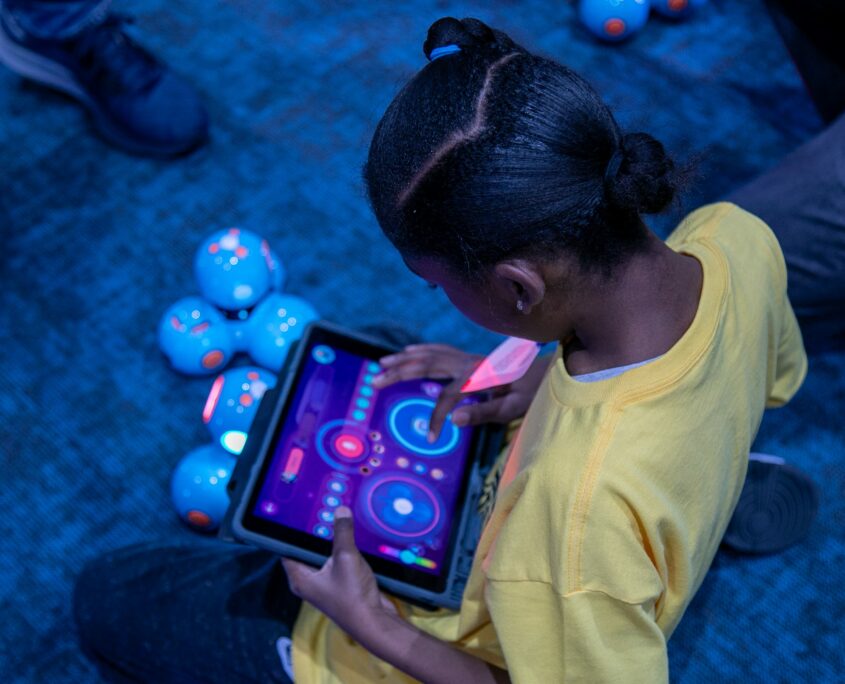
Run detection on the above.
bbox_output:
[516,300,525,312]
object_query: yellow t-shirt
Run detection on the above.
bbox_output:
[292,202,807,683]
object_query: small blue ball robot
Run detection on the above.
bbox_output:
[202,366,277,456]
[194,228,284,311]
[579,0,650,42]
[171,444,236,531]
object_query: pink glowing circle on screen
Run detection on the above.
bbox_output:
[334,434,365,459]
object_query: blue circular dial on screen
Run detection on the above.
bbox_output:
[387,398,460,457]
[362,474,443,539]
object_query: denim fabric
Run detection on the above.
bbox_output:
[730,111,845,352]
[1,0,110,39]
[73,539,299,683]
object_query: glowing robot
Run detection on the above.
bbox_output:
[158,227,319,375]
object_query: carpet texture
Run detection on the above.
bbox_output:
[1,0,842,681]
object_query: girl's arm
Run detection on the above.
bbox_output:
[351,607,511,684]
[282,507,511,684]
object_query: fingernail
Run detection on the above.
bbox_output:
[335,506,352,519]
[452,411,467,426]
[427,431,436,444]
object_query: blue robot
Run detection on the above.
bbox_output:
[579,0,650,42]
[171,444,235,531]
[158,227,319,375]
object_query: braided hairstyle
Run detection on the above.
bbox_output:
[364,17,679,279]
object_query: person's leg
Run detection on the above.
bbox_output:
[764,0,845,123]
[0,0,208,156]
[729,110,845,353]
[73,539,299,684]
[1,0,109,40]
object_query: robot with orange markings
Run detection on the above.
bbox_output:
[159,227,318,376]
[159,228,319,531]
[579,0,707,43]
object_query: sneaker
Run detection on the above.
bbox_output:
[722,453,819,554]
[0,9,208,157]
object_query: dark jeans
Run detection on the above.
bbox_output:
[729,111,845,353]
[73,539,299,683]
[1,0,109,39]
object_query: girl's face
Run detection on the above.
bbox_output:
[405,256,561,341]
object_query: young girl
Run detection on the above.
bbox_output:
[74,16,806,684]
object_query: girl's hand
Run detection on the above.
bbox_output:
[281,507,397,636]
[373,344,552,441]
[283,508,512,684]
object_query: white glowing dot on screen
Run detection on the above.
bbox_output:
[220,234,238,250]
[209,476,219,485]
[287,317,297,326]
[217,468,228,477]
[279,323,289,332]
[191,310,200,320]
[241,383,249,391]
[278,308,287,317]
[393,498,413,515]
[251,381,267,397]
[229,256,238,265]
[233,284,253,300]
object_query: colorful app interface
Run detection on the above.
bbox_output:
[253,343,475,575]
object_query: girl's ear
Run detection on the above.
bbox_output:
[492,260,547,314]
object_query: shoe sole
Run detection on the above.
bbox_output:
[0,23,204,157]
[722,454,819,554]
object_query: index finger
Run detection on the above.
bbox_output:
[426,380,467,443]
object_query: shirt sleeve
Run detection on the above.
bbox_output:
[485,580,668,683]
[766,285,808,408]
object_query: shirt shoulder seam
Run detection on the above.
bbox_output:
[486,577,652,606]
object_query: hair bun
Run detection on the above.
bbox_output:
[423,17,516,59]
[607,132,677,215]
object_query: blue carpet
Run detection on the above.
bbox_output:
[1,0,842,681]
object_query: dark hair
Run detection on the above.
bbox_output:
[364,17,680,279]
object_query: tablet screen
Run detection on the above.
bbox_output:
[242,328,479,591]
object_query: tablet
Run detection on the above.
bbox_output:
[228,321,491,605]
